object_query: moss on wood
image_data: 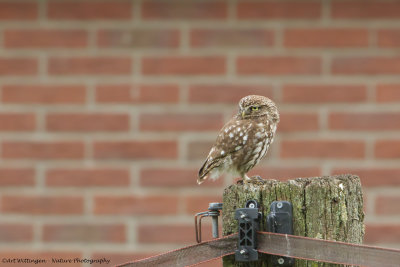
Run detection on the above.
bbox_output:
[222,174,365,267]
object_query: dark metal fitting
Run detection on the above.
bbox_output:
[267,201,294,267]
[235,199,261,262]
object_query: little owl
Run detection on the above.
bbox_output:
[198,95,279,184]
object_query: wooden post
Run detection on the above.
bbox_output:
[222,174,365,267]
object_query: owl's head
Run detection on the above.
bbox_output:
[238,95,279,122]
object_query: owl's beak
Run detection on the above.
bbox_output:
[241,110,245,118]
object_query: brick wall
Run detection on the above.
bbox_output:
[0,0,400,266]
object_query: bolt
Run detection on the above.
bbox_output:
[277,257,285,264]
[277,202,283,209]
[240,212,247,219]
[240,249,249,255]
[248,203,255,208]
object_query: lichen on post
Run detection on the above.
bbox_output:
[222,174,365,267]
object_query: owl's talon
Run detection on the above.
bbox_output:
[244,175,265,185]
[251,175,263,180]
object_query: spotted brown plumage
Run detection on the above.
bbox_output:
[198,95,279,185]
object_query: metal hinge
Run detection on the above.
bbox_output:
[194,202,222,243]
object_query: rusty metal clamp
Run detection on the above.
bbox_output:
[194,202,222,243]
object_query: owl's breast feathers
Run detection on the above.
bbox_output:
[197,116,277,184]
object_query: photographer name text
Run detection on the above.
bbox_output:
[2,257,110,265]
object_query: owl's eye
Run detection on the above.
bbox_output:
[251,106,259,111]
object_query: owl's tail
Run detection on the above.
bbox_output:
[197,160,209,185]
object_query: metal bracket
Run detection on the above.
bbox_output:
[235,200,261,262]
[267,201,294,267]
[194,202,222,243]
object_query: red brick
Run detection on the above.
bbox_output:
[237,56,321,75]
[332,168,400,187]
[91,252,155,267]
[284,28,368,47]
[0,58,37,75]
[0,113,35,131]
[140,168,223,188]
[138,224,212,244]
[46,168,130,187]
[190,29,274,48]
[249,167,321,180]
[365,224,400,244]
[332,2,400,19]
[188,141,214,160]
[282,84,367,103]
[375,196,400,215]
[375,140,400,159]
[43,224,125,243]
[1,195,83,215]
[378,29,400,47]
[94,141,177,160]
[0,223,33,242]
[189,84,273,103]
[140,113,223,132]
[49,57,132,75]
[2,141,84,160]
[142,56,225,75]
[278,113,319,132]
[281,140,365,159]
[332,57,400,75]
[238,2,321,19]
[96,84,179,103]
[329,112,400,131]
[376,84,400,102]
[94,195,178,215]
[184,195,223,214]
[48,1,132,20]
[0,251,82,267]
[142,2,227,20]
[0,168,35,186]
[4,29,88,48]
[97,29,179,48]
[2,84,86,104]
[46,113,129,132]
[0,3,37,20]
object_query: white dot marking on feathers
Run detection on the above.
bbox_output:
[235,146,242,151]
[221,150,225,155]
[239,132,243,136]
[229,132,234,138]
[243,135,248,141]
[255,132,264,139]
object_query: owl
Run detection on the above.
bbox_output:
[198,95,279,185]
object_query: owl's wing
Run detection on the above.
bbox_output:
[198,118,254,184]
